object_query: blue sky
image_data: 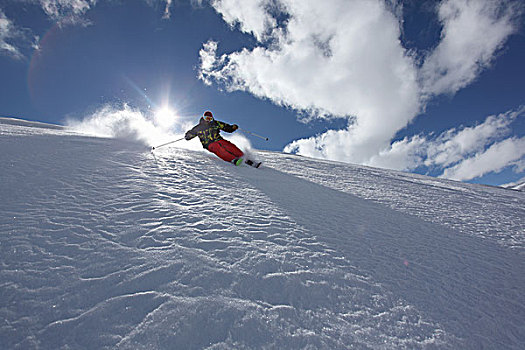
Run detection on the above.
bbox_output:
[1,0,524,187]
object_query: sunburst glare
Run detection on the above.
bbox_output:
[153,106,177,129]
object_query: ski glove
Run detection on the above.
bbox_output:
[232,124,238,131]
[185,132,192,140]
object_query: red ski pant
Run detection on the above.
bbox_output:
[207,139,244,162]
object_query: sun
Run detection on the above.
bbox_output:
[153,106,177,129]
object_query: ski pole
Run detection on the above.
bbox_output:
[239,128,269,141]
[151,137,185,150]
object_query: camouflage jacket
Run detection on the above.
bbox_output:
[185,117,237,149]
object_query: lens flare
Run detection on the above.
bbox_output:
[154,106,177,129]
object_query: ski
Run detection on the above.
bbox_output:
[245,159,262,168]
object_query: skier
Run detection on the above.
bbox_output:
[185,111,252,166]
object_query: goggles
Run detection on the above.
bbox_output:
[203,111,213,122]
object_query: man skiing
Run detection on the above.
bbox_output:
[185,111,249,166]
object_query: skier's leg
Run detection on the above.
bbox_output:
[222,140,244,165]
[220,139,243,158]
[208,140,244,163]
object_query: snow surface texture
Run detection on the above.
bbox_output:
[1,120,524,349]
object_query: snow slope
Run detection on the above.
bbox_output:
[1,119,524,349]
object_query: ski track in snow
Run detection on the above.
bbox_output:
[1,121,524,349]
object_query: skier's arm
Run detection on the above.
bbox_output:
[218,121,239,133]
[185,124,200,140]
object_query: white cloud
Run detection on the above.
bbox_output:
[35,0,197,24]
[367,135,427,171]
[37,0,96,26]
[211,0,277,41]
[1,1,96,59]
[368,107,525,181]
[199,0,523,182]
[144,0,204,20]
[0,9,25,59]
[441,137,525,181]
[198,40,220,85]
[419,0,521,97]
[424,109,518,168]
[162,0,173,19]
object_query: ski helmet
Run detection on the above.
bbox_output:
[203,111,213,122]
